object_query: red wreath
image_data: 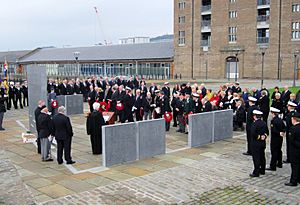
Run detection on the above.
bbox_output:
[51,100,58,108]
[116,102,124,111]
[164,112,173,122]
[99,102,109,112]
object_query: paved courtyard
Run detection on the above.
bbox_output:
[1,80,300,204]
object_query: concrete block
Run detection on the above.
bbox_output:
[137,119,166,160]
[102,123,137,167]
[188,112,213,148]
[65,94,83,115]
[27,66,47,133]
[213,110,233,141]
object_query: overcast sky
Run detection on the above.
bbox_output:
[0,0,173,51]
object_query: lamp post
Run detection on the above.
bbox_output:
[293,50,299,87]
[259,46,268,89]
[235,51,239,82]
[73,51,80,77]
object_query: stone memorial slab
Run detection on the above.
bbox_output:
[65,94,83,115]
[137,119,166,160]
[102,123,137,167]
[188,112,213,148]
[27,66,47,133]
[213,110,233,141]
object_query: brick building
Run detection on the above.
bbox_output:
[174,0,300,80]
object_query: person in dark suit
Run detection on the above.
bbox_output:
[285,112,300,186]
[258,90,270,123]
[159,91,172,131]
[162,82,171,99]
[0,94,8,131]
[233,100,246,131]
[88,85,96,113]
[283,101,298,164]
[282,86,291,107]
[37,107,53,162]
[21,81,28,107]
[266,107,285,171]
[59,79,69,95]
[171,92,179,127]
[14,83,23,109]
[34,100,46,154]
[109,85,119,113]
[139,81,148,97]
[8,82,15,109]
[202,96,212,112]
[52,106,75,165]
[122,87,135,123]
[271,93,284,114]
[249,110,269,177]
[192,93,202,114]
[133,89,144,121]
[86,102,105,155]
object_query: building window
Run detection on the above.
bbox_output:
[179,1,186,10]
[229,11,237,18]
[292,4,300,12]
[178,30,185,46]
[292,22,300,39]
[179,16,186,24]
[229,0,236,3]
[229,27,237,42]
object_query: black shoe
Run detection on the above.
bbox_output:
[277,164,282,168]
[249,173,259,177]
[66,161,76,164]
[184,132,188,134]
[283,160,290,164]
[260,171,265,175]
[285,182,297,187]
[58,161,63,165]
[176,129,182,132]
[266,167,276,171]
[243,152,251,156]
[43,158,54,162]
[173,124,177,127]
[0,128,5,131]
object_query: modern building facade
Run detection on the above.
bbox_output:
[174,0,300,80]
[16,42,173,80]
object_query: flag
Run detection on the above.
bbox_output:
[3,59,8,79]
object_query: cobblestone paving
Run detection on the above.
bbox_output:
[43,148,300,205]
[0,150,36,205]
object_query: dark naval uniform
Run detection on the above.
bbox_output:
[250,119,269,177]
[284,110,295,163]
[245,104,259,155]
[288,121,300,185]
[269,116,285,170]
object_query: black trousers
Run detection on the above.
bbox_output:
[135,110,142,121]
[173,111,178,126]
[37,135,41,154]
[251,142,266,176]
[90,134,102,155]
[246,126,252,154]
[15,97,23,109]
[23,96,28,107]
[270,137,283,169]
[165,121,170,131]
[286,132,290,162]
[290,162,300,184]
[56,138,72,163]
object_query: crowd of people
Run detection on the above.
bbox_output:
[1,75,300,186]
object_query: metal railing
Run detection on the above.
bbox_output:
[257,37,269,44]
[201,20,211,28]
[201,5,211,12]
[257,0,270,6]
[201,40,211,47]
[257,15,270,22]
